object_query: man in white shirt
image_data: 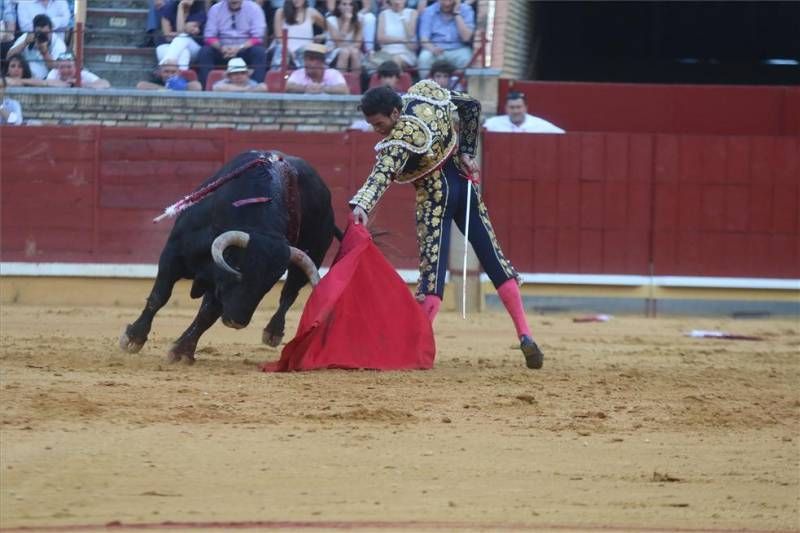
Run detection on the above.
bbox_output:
[483,91,565,134]
[7,13,66,79]
[0,79,23,125]
[45,52,110,88]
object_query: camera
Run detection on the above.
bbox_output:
[35,31,49,43]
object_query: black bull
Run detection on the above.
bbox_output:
[119,150,339,363]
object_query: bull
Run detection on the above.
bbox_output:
[119,150,339,363]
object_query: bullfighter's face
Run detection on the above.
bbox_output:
[364,108,401,136]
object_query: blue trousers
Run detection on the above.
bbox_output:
[414,157,517,298]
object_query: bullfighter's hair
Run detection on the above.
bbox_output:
[358,86,402,117]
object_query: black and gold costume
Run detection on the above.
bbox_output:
[350,80,518,298]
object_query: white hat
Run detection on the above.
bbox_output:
[226,57,249,73]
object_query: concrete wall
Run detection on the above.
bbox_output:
[9,88,364,131]
[489,0,534,80]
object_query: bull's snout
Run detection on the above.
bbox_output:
[222,317,247,330]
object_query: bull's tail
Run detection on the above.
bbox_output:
[333,225,344,241]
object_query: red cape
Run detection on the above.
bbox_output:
[261,221,435,372]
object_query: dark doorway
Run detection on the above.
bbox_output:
[529,1,800,85]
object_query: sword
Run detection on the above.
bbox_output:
[461,179,473,319]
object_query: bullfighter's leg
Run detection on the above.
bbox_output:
[449,160,544,370]
[120,256,182,353]
[167,293,222,364]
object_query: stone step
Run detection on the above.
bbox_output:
[84,27,148,47]
[88,64,153,88]
[87,0,150,9]
[87,7,149,30]
[84,46,158,88]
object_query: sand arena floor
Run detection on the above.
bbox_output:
[0,301,798,532]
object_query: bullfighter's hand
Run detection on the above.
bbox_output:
[460,154,480,183]
[352,206,368,226]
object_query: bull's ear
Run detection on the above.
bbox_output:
[190,279,207,299]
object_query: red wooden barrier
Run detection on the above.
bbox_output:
[498,80,800,136]
[0,127,420,270]
[481,132,799,278]
[2,126,798,279]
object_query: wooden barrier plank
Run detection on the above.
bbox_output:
[533,181,559,229]
[579,134,605,181]
[724,185,750,233]
[531,228,557,272]
[772,184,798,234]
[557,180,580,229]
[555,228,580,273]
[579,229,603,273]
[605,134,629,181]
[725,137,751,184]
[654,134,679,182]
[676,183,702,230]
[579,181,604,228]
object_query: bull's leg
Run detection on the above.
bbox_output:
[263,264,307,347]
[119,262,181,354]
[167,293,222,364]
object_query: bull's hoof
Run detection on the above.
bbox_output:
[166,346,196,365]
[119,327,144,353]
[262,329,283,347]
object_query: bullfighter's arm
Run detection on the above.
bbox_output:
[349,144,410,214]
[450,90,480,156]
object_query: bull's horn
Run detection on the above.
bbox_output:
[289,247,320,287]
[211,230,250,279]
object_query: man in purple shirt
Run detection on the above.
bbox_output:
[195,0,267,89]
[417,0,474,78]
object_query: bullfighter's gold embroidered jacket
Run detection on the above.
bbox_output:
[349,80,481,213]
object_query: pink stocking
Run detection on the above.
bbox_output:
[419,295,442,323]
[497,279,531,338]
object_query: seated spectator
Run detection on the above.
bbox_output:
[45,52,111,88]
[3,54,47,86]
[212,56,267,91]
[271,0,327,69]
[374,59,401,89]
[0,75,23,125]
[141,0,166,48]
[7,14,67,79]
[136,57,202,91]
[195,0,267,89]
[1,0,17,61]
[483,91,565,133]
[348,60,401,131]
[325,0,363,71]
[285,42,348,94]
[429,58,463,91]
[357,0,376,56]
[417,0,474,78]
[156,0,207,71]
[373,0,417,69]
[15,0,71,38]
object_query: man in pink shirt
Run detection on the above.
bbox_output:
[195,0,266,89]
[285,43,349,95]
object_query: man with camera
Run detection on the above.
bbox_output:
[8,14,66,79]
